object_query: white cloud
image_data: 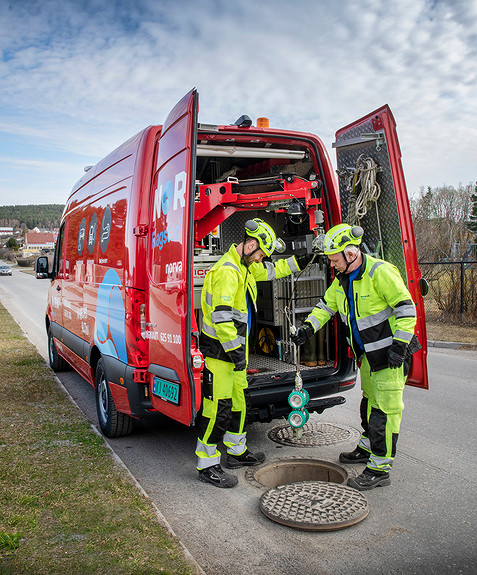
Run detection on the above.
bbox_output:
[0,0,476,204]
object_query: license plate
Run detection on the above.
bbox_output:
[152,377,180,404]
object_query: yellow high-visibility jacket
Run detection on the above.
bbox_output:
[305,254,417,371]
[200,244,298,364]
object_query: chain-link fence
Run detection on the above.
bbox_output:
[420,260,477,325]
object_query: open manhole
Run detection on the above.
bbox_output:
[268,421,359,448]
[245,457,348,489]
[259,481,369,531]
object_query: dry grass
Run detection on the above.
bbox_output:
[0,303,194,575]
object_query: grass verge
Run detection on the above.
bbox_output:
[0,303,195,575]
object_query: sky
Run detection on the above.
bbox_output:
[0,0,476,206]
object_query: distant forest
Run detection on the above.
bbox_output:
[0,204,64,230]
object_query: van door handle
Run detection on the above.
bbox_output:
[56,285,61,291]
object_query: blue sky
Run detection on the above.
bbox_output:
[0,0,476,206]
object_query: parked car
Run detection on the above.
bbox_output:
[0,263,12,276]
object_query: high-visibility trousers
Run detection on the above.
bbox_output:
[195,357,250,470]
[357,354,406,473]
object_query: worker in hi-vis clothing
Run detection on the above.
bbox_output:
[292,223,420,490]
[196,218,311,487]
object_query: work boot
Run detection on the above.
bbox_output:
[339,446,370,464]
[347,467,391,491]
[198,464,238,488]
[224,450,266,469]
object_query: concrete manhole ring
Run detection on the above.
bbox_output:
[259,480,369,531]
[268,421,359,447]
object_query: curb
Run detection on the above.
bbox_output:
[428,340,477,350]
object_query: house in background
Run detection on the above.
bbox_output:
[22,231,56,257]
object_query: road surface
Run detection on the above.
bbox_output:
[1,268,476,574]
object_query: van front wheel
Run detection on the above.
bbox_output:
[48,329,70,372]
[95,359,134,438]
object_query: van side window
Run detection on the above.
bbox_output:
[52,222,66,279]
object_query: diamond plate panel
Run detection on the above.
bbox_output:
[335,120,407,282]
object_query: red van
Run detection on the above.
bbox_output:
[35,89,428,437]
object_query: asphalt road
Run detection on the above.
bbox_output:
[1,268,477,574]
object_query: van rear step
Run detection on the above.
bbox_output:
[249,396,346,423]
[307,396,346,414]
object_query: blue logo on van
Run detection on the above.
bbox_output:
[94,269,127,363]
[162,180,173,215]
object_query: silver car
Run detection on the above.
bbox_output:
[0,264,12,276]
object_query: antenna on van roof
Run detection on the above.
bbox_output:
[233,115,252,127]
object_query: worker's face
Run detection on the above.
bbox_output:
[244,240,266,264]
[328,252,348,273]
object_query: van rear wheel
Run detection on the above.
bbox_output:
[95,358,134,438]
[48,329,70,372]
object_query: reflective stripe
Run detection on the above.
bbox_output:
[368,261,384,278]
[357,307,393,330]
[307,315,321,331]
[288,256,299,273]
[202,323,218,338]
[195,439,221,470]
[223,261,241,274]
[364,336,393,352]
[394,304,416,318]
[222,336,246,351]
[205,291,213,306]
[211,308,234,323]
[211,308,248,324]
[264,261,276,280]
[340,312,348,325]
[358,436,371,452]
[223,431,247,456]
[394,330,413,343]
[316,300,335,317]
[368,454,393,473]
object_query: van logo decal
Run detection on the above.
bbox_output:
[94,268,127,363]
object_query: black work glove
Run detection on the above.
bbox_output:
[387,340,408,369]
[291,324,314,346]
[295,253,315,270]
[227,348,247,372]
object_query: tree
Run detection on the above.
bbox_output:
[469,182,477,239]
[410,183,473,261]
[6,237,18,250]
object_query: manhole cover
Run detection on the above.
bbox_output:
[259,481,369,531]
[245,457,348,489]
[268,422,359,447]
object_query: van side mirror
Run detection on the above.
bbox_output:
[35,256,50,279]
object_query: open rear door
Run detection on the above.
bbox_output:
[334,105,428,389]
[147,89,200,424]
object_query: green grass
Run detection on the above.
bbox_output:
[0,303,195,575]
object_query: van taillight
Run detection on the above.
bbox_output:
[140,303,146,338]
[125,289,148,367]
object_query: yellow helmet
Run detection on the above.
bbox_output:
[244,218,285,257]
[317,224,363,255]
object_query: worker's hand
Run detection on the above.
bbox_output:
[295,253,314,270]
[291,324,314,346]
[387,340,408,369]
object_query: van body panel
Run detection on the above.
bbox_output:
[334,105,428,389]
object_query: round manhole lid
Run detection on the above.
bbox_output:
[259,480,369,531]
[268,421,359,447]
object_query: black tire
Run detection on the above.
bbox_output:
[48,329,70,372]
[95,358,134,438]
